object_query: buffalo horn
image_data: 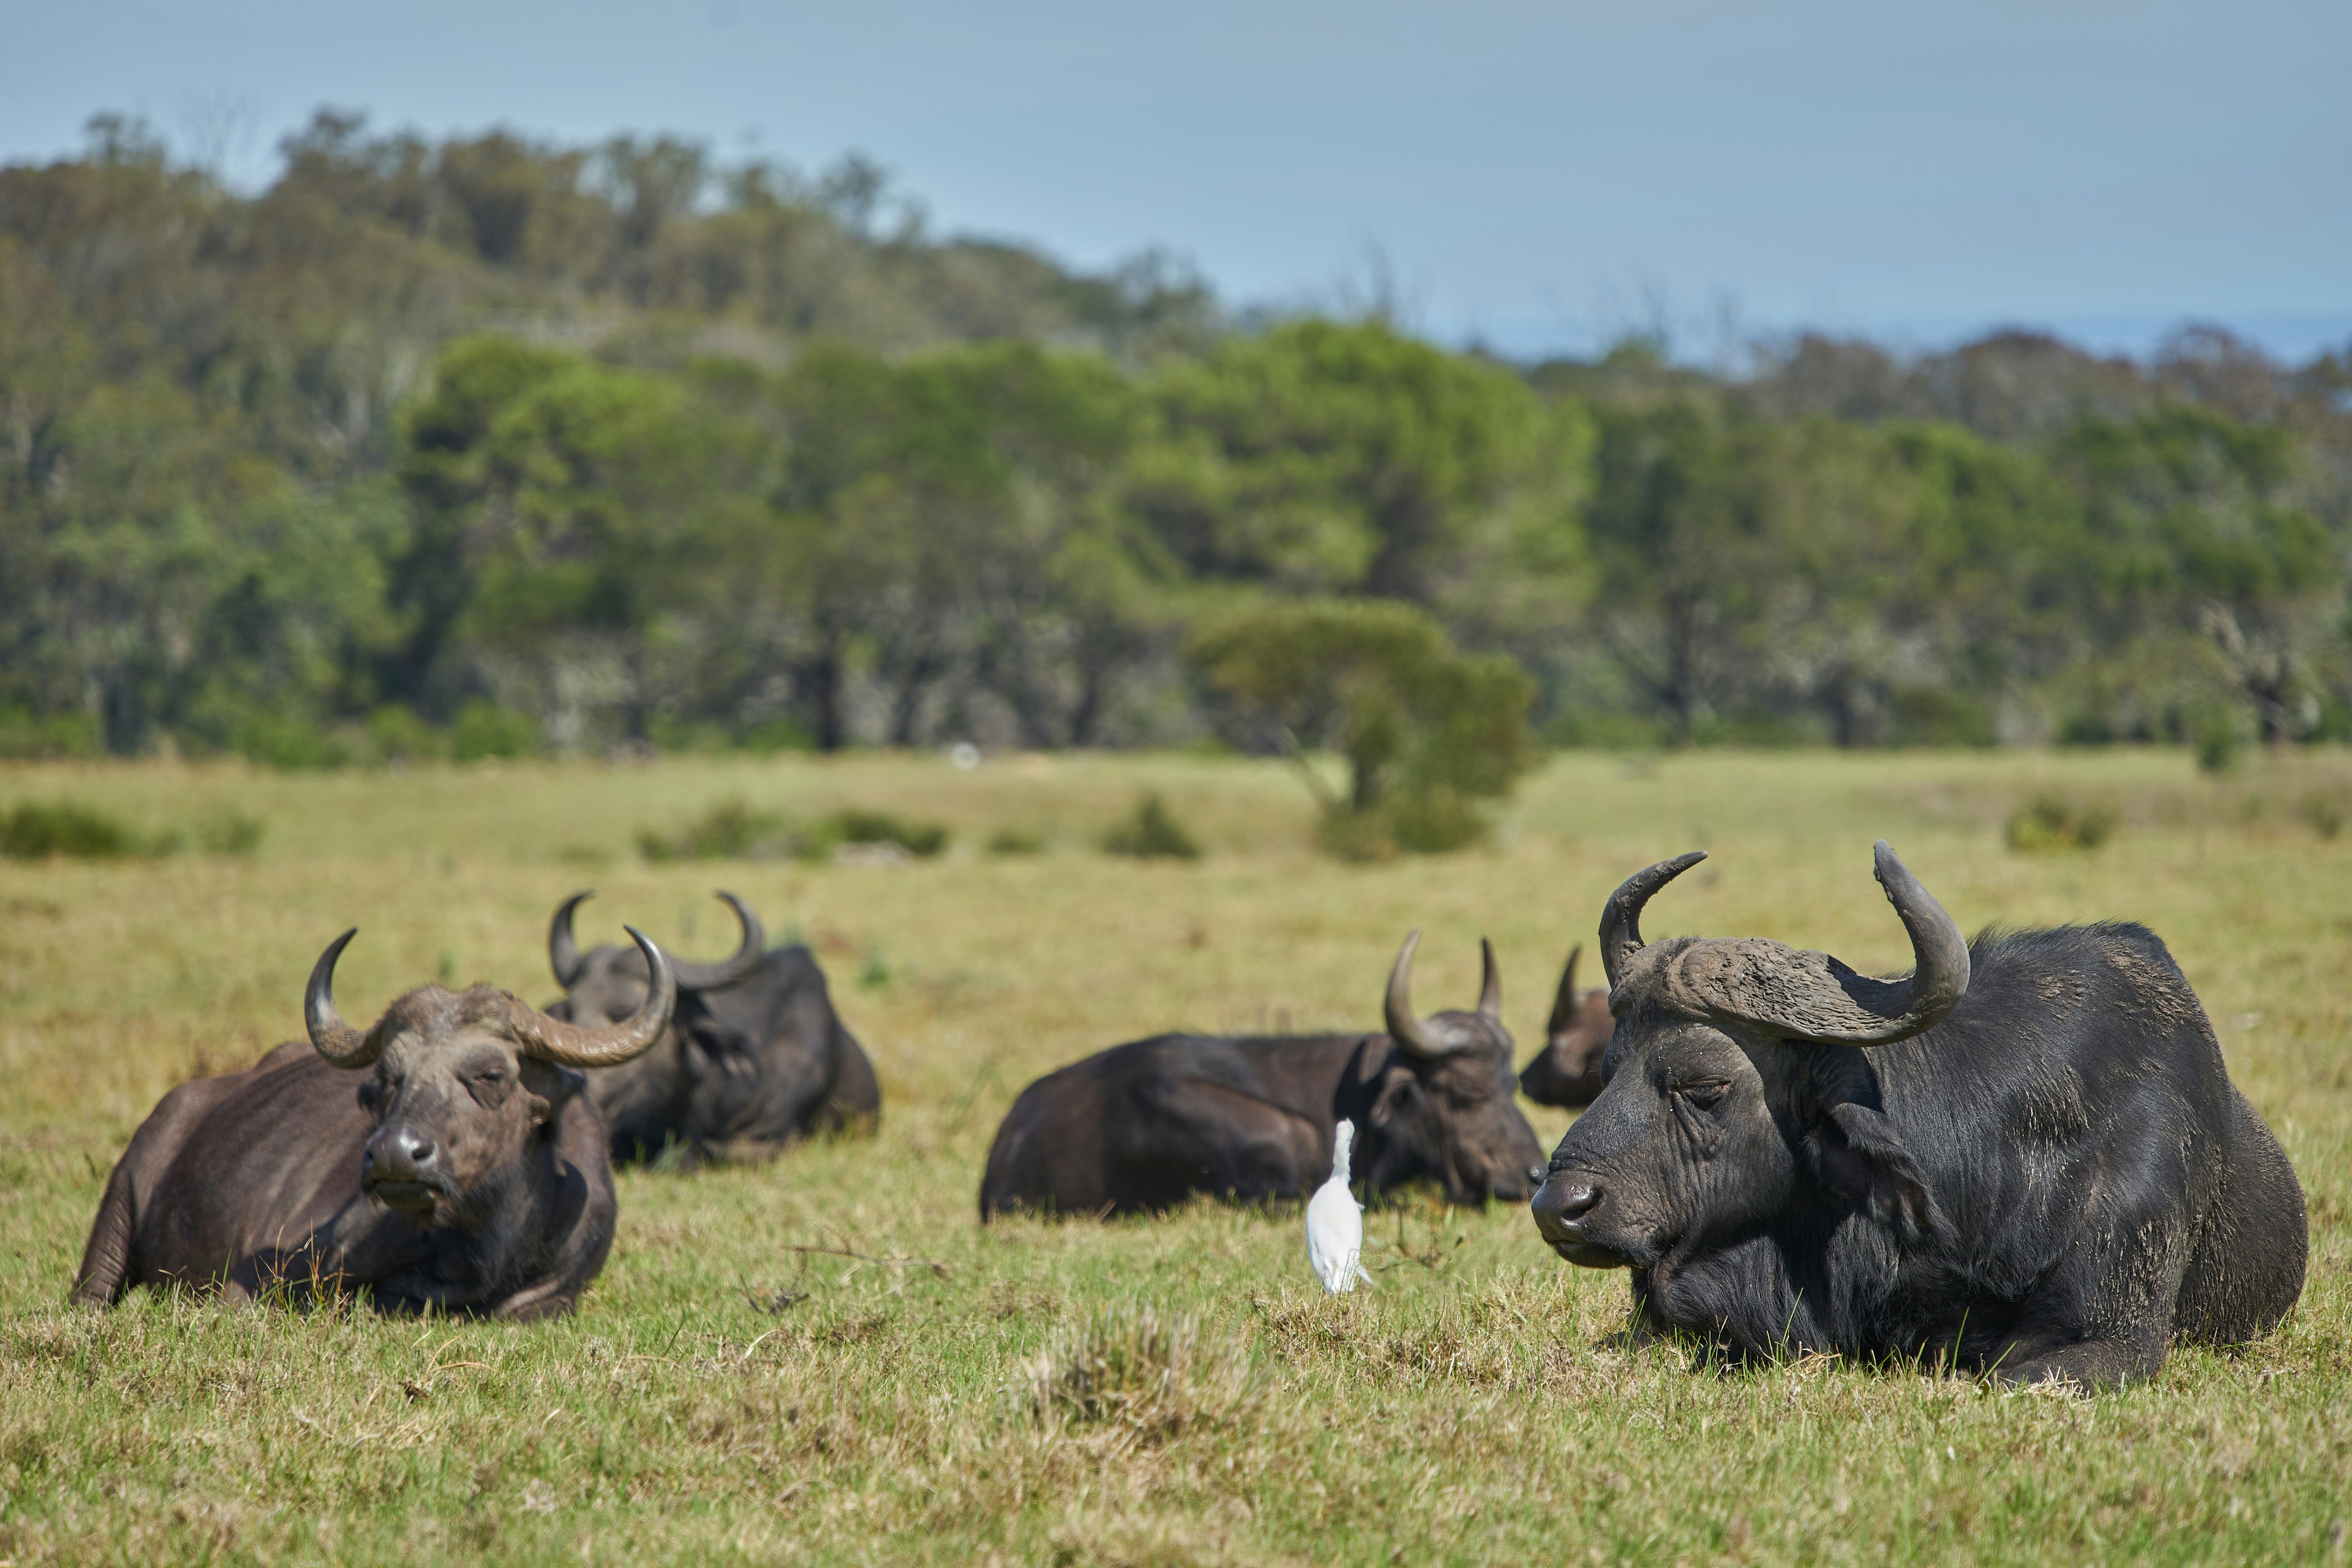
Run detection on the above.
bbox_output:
[668,891,767,989]
[547,890,595,987]
[1546,944,1583,1040]
[1477,938,1502,1018]
[305,929,380,1068]
[1657,840,1969,1047]
[507,926,677,1068]
[1384,929,1470,1059]
[1598,850,1708,989]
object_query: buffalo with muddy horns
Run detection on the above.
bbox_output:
[1529,842,2307,1388]
[546,890,879,1166]
[1515,944,1613,1108]
[74,929,675,1318]
[980,933,1546,1219]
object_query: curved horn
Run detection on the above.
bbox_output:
[1657,840,1971,1047]
[507,926,677,1068]
[1599,850,1708,989]
[1546,944,1584,1040]
[305,929,379,1069]
[668,891,766,990]
[1383,930,1468,1059]
[1477,937,1502,1018]
[548,889,594,987]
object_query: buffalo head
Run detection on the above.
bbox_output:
[547,888,764,1023]
[305,927,675,1220]
[1515,944,1613,1107]
[1365,931,1548,1203]
[1530,841,1967,1270]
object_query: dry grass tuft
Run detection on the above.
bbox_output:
[1020,1305,1261,1449]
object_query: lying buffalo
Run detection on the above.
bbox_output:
[980,933,1546,1219]
[1530,842,2307,1388]
[547,890,879,1166]
[1515,944,1613,1108]
[74,929,674,1318]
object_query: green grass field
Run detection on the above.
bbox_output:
[2,748,2348,1565]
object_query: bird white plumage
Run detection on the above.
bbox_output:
[1305,1118,1371,1293]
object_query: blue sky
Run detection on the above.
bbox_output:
[5,0,2346,362]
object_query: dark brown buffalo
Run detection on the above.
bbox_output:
[74,929,674,1319]
[980,933,1546,1219]
[1530,842,2307,1388]
[1515,944,1613,1107]
[547,891,879,1166]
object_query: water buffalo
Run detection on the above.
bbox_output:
[74,928,675,1319]
[980,932,1546,1219]
[547,891,879,1166]
[1515,944,1612,1107]
[1530,842,2308,1388]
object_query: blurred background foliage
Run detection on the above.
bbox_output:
[6,110,2352,771]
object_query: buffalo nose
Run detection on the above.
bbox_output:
[367,1126,437,1178]
[1526,1164,1545,1187]
[1530,1176,1602,1244]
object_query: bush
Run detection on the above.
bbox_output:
[2301,793,2345,840]
[0,707,102,760]
[195,811,267,856]
[2006,794,2118,853]
[638,798,790,862]
[987,826,1047,856]
[451,700,539,762]
[637,801,951,863]
[826,808,950,858]
[367,706,444,763]
[2193,709,2244,774]
[0,801,143,859]
[1102,791,1202,861]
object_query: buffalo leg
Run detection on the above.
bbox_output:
[1990,1334,2166,1390]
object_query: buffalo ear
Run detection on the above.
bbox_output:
[1804,1102,1943,1246]
[518,1058,586,1129]
[1367,1066,1423,1129]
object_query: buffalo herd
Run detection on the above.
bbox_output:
[75,842,2308,1389]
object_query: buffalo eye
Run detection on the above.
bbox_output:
[357,1079,383,1112]
[1676,1078,1731,1110]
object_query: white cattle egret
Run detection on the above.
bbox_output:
[1305,1118,1371,1293]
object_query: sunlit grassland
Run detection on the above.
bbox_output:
[2,747,2348,1565]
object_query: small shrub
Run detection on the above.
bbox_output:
[825,808,949,858]
[1019,1305,1259,1450]
[0,706,102,760]
[637,798,789,862]
[2193,712,2244,775]
[367,705,444,763]
[195,811,267,856]
[0,801,142,860]
[637,802,949,863]
[2006,794,2118,853]
[987,826,1047,856]
[2301,793,2345,840]
[451,700,539,762]
[1101,792,1201,861]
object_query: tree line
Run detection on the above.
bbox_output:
[5,110,2352,769]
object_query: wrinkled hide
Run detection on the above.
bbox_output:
[548,892,879,1165]
[75,935,672,1317]
[1530,845,2307,1388]
[981,934,1545,1219]
[1517,944,1613,1108]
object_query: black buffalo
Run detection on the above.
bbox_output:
[1530,842,2308,1388]
[548,891,879,1165]
[75,928,675,1318]
[1515,944,1613,1108]
[980,932,1546,1219]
